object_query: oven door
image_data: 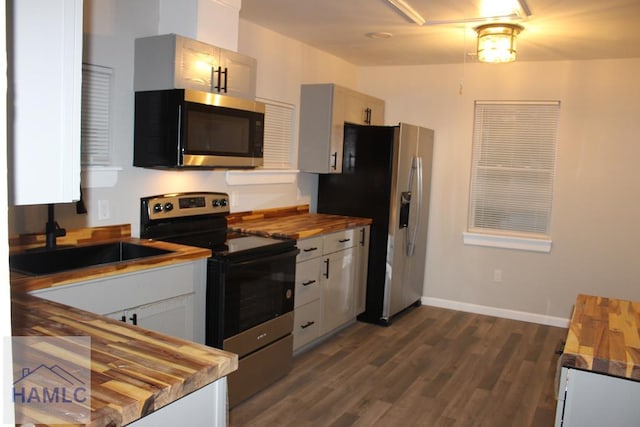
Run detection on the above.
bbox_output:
[206,247,297,348]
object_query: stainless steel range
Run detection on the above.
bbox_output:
[140,192,297,407]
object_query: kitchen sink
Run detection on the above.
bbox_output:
[9,241,173,276]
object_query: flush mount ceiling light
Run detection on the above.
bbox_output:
[475,23,524,63]
[386,0,425,25]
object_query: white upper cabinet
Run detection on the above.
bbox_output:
[9,0,83,205]
[298,84,385,174]
[135,33,257,100]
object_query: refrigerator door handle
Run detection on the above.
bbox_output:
[405,156,423,257]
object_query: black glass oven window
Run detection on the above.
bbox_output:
[223,251,295,338]
[186,110,250,154]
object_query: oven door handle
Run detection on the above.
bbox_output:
[223,247,299,266]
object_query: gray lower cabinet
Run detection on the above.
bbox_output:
[31,260,207,344]
[293,226,370,353]
[555,367,640,426]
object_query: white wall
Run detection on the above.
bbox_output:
[357,59,640,320]
[7,2,358,237]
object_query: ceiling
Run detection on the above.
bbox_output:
[239,0,640,66]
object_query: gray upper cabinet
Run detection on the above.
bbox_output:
[298,84,385,174]
[134,34,257,100]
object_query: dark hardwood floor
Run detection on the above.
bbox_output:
[230,305,567,427]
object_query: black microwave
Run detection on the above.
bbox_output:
[134,89,265,168]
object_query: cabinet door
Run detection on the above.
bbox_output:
[10,0,82,205]
[175,36,219,92]
[293,300,321,351]
[354,226,370,316]
[344,92,385,126]
[368,97,386,125]
[321,248,355,334]
[298,84,345,174]
[134,294,196,342]
[219,49,257,99]
[295,258,322,308]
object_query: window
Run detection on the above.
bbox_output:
[260,98,295,169]
[81,63,112,166]
[465,100,560,252]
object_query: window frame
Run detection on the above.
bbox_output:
[464,100,560,253]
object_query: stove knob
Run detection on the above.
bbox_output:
[164,202,174,212]
[153,203,163,213]
[220,198,228,207]
[212,199,221,207]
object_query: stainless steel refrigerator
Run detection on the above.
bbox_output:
[317,122,434,325]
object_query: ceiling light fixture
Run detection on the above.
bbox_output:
[475,23,523,63]
[386,0,426,26]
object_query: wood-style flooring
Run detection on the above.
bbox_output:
[230,305,567,427]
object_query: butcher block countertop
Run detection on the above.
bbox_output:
[11,292,237,426]
[10,224,211,293]
[226,205,372,240]
[560,294,640,380]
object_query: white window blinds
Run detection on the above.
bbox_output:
[259,98,295,169]
[81,63,112,166]
[468,101,560,238]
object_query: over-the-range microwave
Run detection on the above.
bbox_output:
[134,89,265,169]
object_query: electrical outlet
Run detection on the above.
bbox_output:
[493,269,503,283]
[230,191,239,207]
[98,200,110,220]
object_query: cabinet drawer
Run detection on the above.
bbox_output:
[296,236,324,262]
[295,258,321,308]
[323,229,356,254]
[293,300,321,350]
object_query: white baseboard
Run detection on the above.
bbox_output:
[421,297,569,328]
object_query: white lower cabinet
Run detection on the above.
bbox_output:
[293,226,369,353]
[293,299,321,350]
[105,294,196,342]
[32,260,207,344]
[130,377,227,427]
[321,247,355,335]
[555,367,640,427]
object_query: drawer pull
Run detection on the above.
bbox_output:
[302,280,316,286]
[303,247,318,252]
[338,238,351,243]
[301,321,315,329]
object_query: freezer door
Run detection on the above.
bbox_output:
[383,123,434,319]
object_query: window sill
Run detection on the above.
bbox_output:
[225,169,299,185]
[462,232,552,253]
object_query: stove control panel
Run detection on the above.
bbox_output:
[142,192,230,221]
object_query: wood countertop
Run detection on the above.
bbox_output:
[11,292,237,426]
[560,294,640,380]
[226,205,372,240]
[10,224,211,293]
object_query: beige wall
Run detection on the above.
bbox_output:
[357,59,640,320]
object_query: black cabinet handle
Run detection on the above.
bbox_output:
[213,66,224,92]
[120,315,126,323]
[221,67,228,93]
[338,238,351,243]
[360,228,366,246]
[303,247,318,252]
[129,313,138,326]
[365,107,372,124]
[301,321,315,329]
[323,258,330,278]
[331,152,338,170]
[302,280,316,286]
